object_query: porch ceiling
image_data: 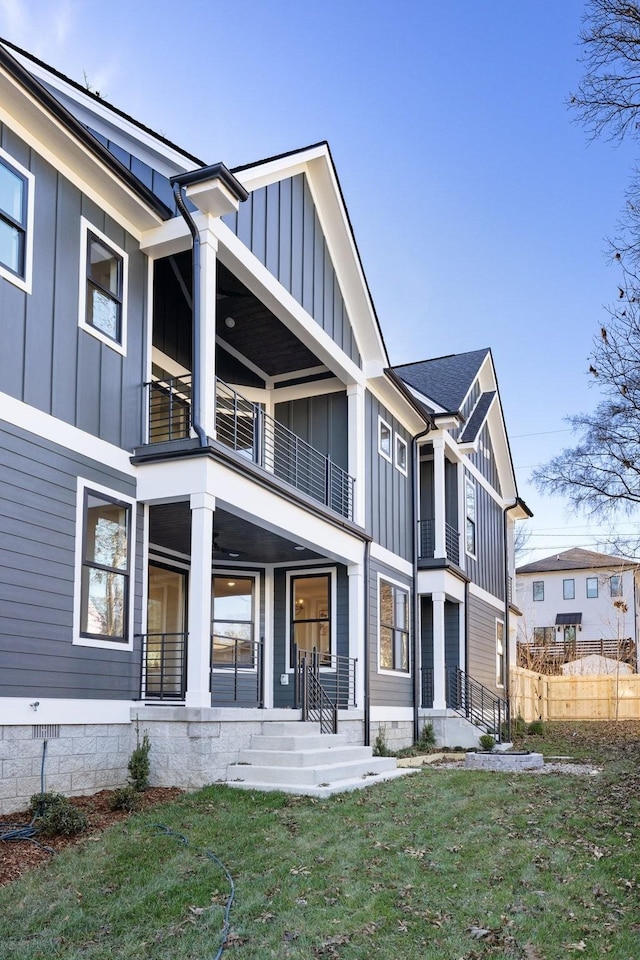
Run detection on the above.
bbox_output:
[149,501,324,564]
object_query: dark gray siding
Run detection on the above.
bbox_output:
[468,424,501,493]
[464,469,505,600]
[0,421,142,699]
[365,392,412,562]
[88,129,177,212]
[467,592,503,695]
[368,558,413,708]
[0,124,147,451]
[420,597,460,705]
[445,458,459,529]
[223,174,361,367]
[274,392,348,469]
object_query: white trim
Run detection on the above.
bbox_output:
[464,475,477,560]
[378,415,392,462]
[73,477,137,651]
[0,144,34,293]
[496,617,505,689]
[376,572,411,677]
[0,698,134,725]
[369,542,413,578]
[211,569,260,674]
[78,216,129,356]
[394,432,408,476]
[152,346,190,379]
[285,566,337,671]
[468,581,505,612]
[0,389,135,472]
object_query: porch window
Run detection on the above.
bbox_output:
[291,573,332,664]
[80,490,131,642]
[212,575,256,668]
[379,577,409,673]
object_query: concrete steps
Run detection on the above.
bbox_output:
[225,721,417,798]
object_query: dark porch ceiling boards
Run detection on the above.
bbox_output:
[216,262,319,377]
[149,501,322,564]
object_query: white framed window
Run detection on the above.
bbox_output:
[78,217,128,355]
[394,433,408,476]
[377,574,410,675]
[464,477,476,557]
[496,618,505,687]
[563,578,575,601]
[286,567,336,669]
[211,571,259,671]
[378,416,392,462]
[533,580,544,601]
[0,146,34,293]
[73,478,136,650]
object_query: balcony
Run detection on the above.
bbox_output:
[147,376,355,520]
[418,519,460,565]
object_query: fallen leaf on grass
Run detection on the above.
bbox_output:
[565,941,586,952]
[523,944,544,960]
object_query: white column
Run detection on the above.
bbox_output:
[185,491,215,708]
[432,590,447,709]
[348,559,366,709]
[347,383,366,527]
[432,436,446,558]
[262,566,275,709]
[197,215,218,441]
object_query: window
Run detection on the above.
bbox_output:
[533,626,555,644]
[563,578,575,600]
[496,619,505,687]
[586,577,598,599]
[379,577,410,673]
[79,218,128,353]
[289,572,332,666]
[378,417,392,462]
[563,625,576,645]
[533,580,544,601]
[0,148,33,291]
[465,477,476,556]
[79,489,131,643]
[394,434,408,475]
[610,575,623,598]
[211,575,256,668]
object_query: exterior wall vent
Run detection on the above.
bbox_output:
[32,724,60,739]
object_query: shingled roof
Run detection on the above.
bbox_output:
[392,348,490,413]
[517,547,638,574]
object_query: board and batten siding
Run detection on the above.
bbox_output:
[365,392,412,562]
[468,424,501,493]
[223,174,361,366]
[274,392,348,469]
[368,558,414,708]
[0,421,143,699]
[0,123,147,452]
[464,467,505,600]
[466,592,503,696]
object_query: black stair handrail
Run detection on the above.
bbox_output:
[445,665,510,742]
[295,646,338,734]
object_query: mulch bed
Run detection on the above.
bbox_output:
[0,787,183,887]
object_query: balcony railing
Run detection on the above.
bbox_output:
[418,519,460,565]
[293,646,358,733]
[211,636,264,707]
[145,377,355,521]
[140,632,187,701]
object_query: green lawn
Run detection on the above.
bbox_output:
[1,722,639,959]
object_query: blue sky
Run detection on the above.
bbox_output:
[2,0,638,561]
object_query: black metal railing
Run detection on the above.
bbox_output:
[147,376,192,443]
[445,666,509,741]
[140,632,187,700]
[211,636,264,707]
[421,666,434,708]
[418,520,460,565]
[294,647,357,733]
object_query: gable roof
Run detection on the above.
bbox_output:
[517,548,638,574]
[392,348,490,414]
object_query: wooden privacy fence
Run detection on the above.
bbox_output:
[510,666,640,722]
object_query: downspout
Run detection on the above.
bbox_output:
[412,424,432,743]
[503,502,522,703]
[364,540,371,747]
[172,183,207,447]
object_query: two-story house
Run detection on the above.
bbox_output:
[0,39,529,811]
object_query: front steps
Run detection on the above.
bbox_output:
[225,721,417,798]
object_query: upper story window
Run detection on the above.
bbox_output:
[533,580,544,601]
[610,575,623,598]
[586,577,598,599]
[79,218,128,355]
[379,577,410,673]
[496,619,505,687]
[378,416,392,462]
[79,488,131,645]
[395,434,408,476]
[563,578,575,601]
[0,148,34,292]
[464,477,476,557]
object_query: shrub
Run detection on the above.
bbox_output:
[128,719,151,791]
[527,720,545,736]
[30,792,87,837]
[512,714,527,737]
[109,785,142,812]
[479,734,495,751]
[417,721,436,750]
[372,725,391,757]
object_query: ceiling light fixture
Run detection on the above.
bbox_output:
[228,551,240,558]
[294,545,305,551]
[225,316,236,328]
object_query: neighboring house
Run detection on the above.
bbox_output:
[0,39,529,813]
[516,548,639,672]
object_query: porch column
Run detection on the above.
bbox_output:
[348,560,366,708]
[263,566,275,709]
[347,383,366,527]
[185,491,215,708]
[197,215,218,441]
[432,590,447,709]
[432,436,446,558]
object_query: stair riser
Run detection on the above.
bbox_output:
[227,756,396,785]
[253,734,349,751]
[226,767,418,798]
[237,746,372,767]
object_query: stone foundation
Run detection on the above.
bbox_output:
[370,720,414,753]
[465,751,544,772]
